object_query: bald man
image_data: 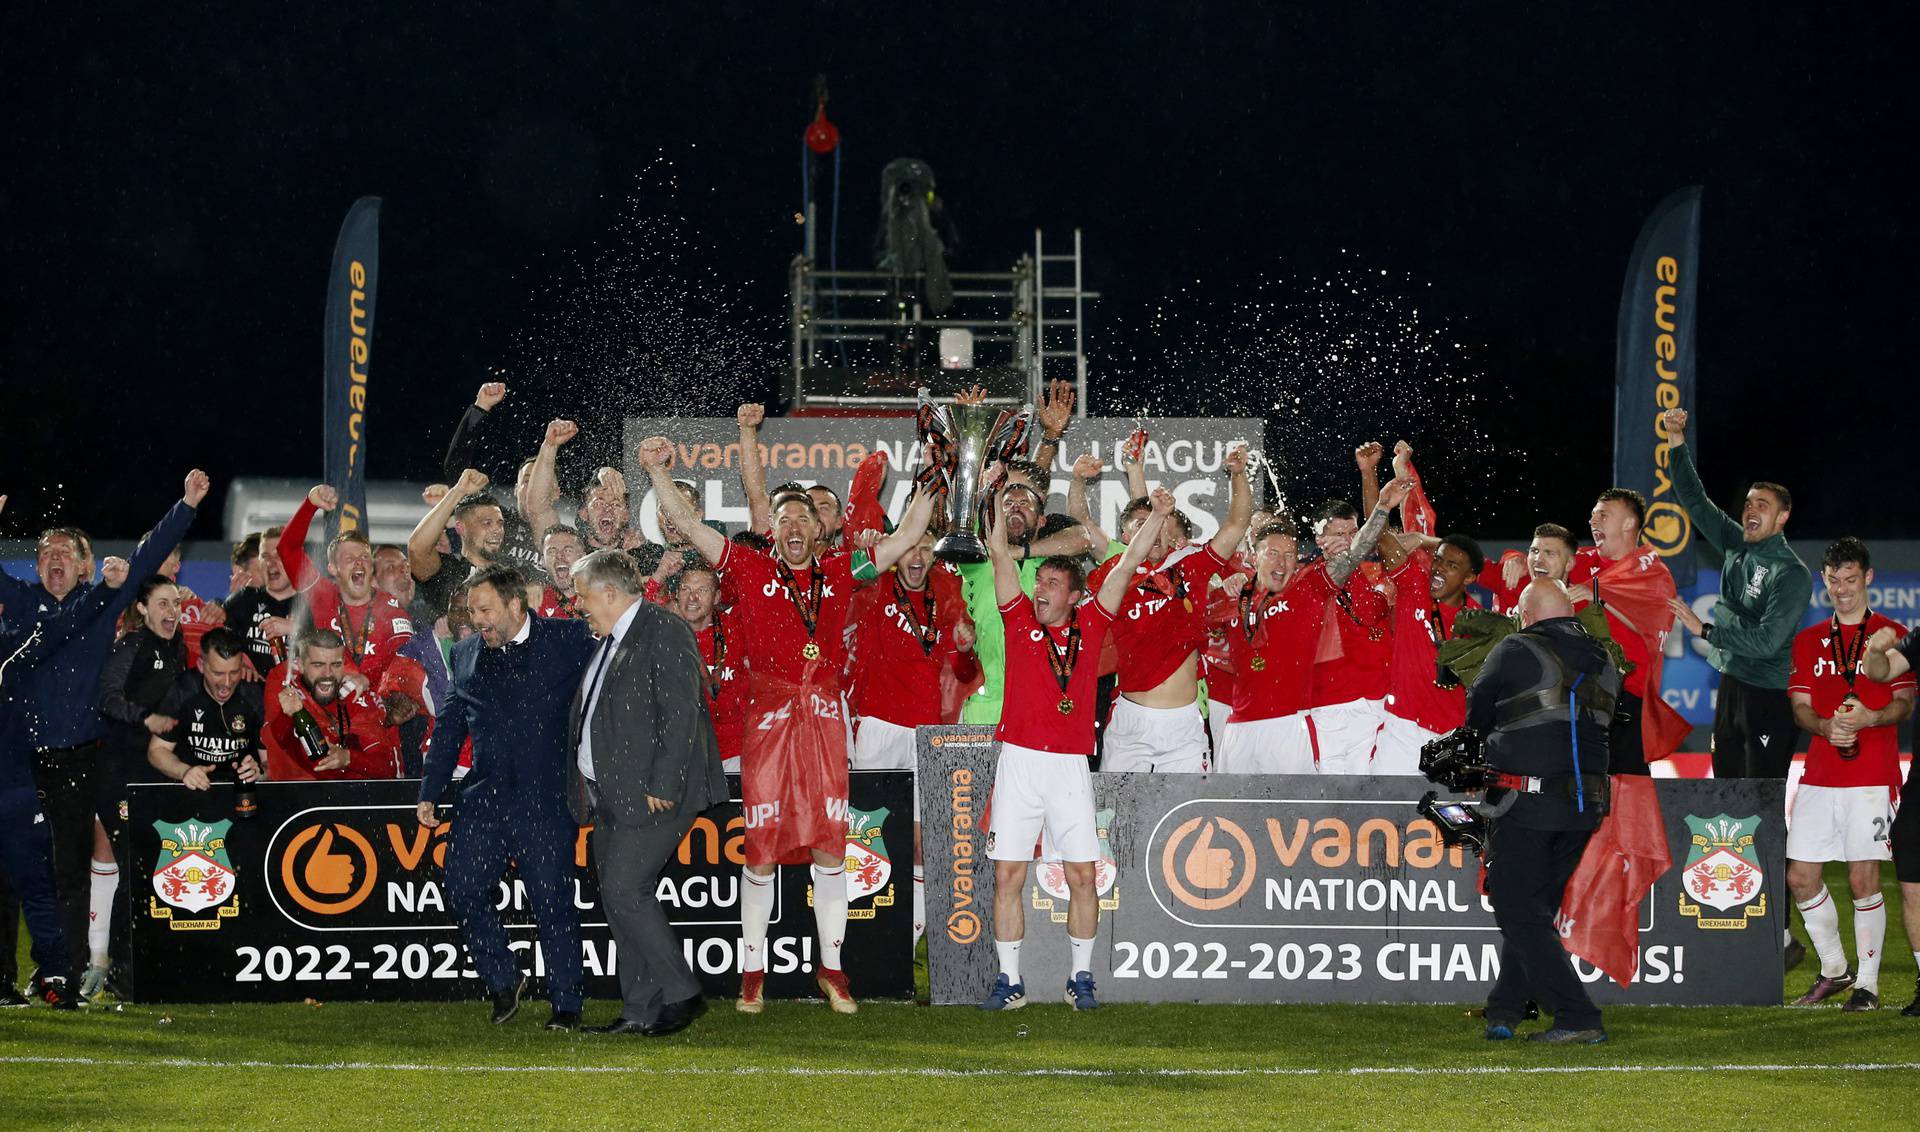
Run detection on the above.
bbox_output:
[1464,578,1622,1045]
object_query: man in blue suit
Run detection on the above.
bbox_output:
[417,562,597,1030]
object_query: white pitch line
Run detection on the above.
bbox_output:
[3,1056,1920,1078]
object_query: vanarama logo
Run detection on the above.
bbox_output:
[151,819,240,931]
[1642,500,1692,559]
[1145,799,1480,930]
[281,822,378,916]
[945,766,982,945]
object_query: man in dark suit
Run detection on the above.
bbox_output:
[568,549,727,1036]
[417,562,598,1030]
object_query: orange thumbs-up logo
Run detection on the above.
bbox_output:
[1161,815,1256,911]
[281,822,378,915]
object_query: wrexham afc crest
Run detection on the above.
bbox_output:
[150,819,240,931]
[1679,813,1767,929]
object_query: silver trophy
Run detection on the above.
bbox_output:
[918,387,1034,563]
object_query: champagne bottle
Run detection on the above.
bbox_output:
[291,707,329,765]
[232,761,259,821]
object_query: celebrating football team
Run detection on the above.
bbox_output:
[2,384,1917,1036]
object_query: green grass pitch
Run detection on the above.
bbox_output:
[4,865,1917,1131]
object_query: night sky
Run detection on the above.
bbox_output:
[2,4,1907,541]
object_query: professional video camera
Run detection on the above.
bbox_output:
[1417,726,1492,791]
[1416,791,1489,856]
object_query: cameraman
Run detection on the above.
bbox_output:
[1467,580,1620,1045]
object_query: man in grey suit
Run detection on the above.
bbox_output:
[568,549,728,1036]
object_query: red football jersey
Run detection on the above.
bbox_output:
[262,660,399,781]
[693,613,746,765]
[1308,565,1392,707]
[1384,551,1476,733]
[1224,565,1337,722]
[1789,612,1915,790]
[1568,548,1653,698]
[716,542,862,685]
[535,586,583,620]
[995,595,1115,756]
[1087,544,1228,694]
[851,576,960,729]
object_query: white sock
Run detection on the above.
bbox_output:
[1797,890,1847,978]
[811,863,848,972]
[1852,895,1886,993]
[1069,934,1096,977]
[995,939,1022,984]
[741,868,776,973]
[87,859,118,967]
[912,867,925,946]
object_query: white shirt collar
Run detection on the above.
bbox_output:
[507,616,532,646]
[605,599,642,645]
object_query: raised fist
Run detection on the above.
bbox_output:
[1220,572,1250,598]
[454,468,489,495]
[1662,408,1688,446]
[476,382,508,411]
[1224,443,1250,475]
[422,483,450,508]
[637,437,673,470]
[183,469,212,508]
[1354,442,1383,472]
[1073,454,1105,480]
[736,403,766,429]
[308,485,339,512]
[1150,486,1176,515]
[545,419,579,447]
[101,557,130,589]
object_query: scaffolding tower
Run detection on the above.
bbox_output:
[787,226,1095,415]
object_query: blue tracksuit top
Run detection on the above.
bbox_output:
[0,499,196,749]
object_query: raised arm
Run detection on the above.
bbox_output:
[1032,379,1075,476]
[1208,443,1253,559]
[868,489,937,573]
[280,486,334,593]
[410,468,486,580]
[1355,442,1384,516]
[520,419,575,537]
[1863,626,1914,683]
[1661,408,1743,558]
[108,471,207,620]
[444,383,506,482]
[1327,475,1411,588]
[1099,488,1172,614]
[737,404,771,535]
[1067,454,1113,549]
[985,492,1021,608]
[638,436,727,566]
[1121,427,1150,501]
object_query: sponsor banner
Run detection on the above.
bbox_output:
[622,416,1263,544]
[1612,186,1702,585]
[1659,569,1920,726]
[322,196,381,539]
[920,726,1784,1005]
[128,774,913,1003]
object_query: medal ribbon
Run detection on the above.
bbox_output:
[894,578,937,656]
[1831,612,1870,694]
[1042,613,1082,699]
[774,557,826,645]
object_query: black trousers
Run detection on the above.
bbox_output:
[1608,691,1649,776]
[1485,820,1600,1031]
[1710,673,1795,780]
[30,744,114,978]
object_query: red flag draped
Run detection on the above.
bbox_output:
[1400,457,1437,538]
[843,450,891,543]
[1557,775,1672,985]
[1590,549,1690,761]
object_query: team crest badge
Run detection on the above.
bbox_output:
[150,819,240,931]
[1679,813,1767,929]
[838,805,896,920]
[1035,808,1121,921]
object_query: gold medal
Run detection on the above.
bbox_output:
[1057,697,1075,715]
[802,641,821,660]
[1249,655,1267,672]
